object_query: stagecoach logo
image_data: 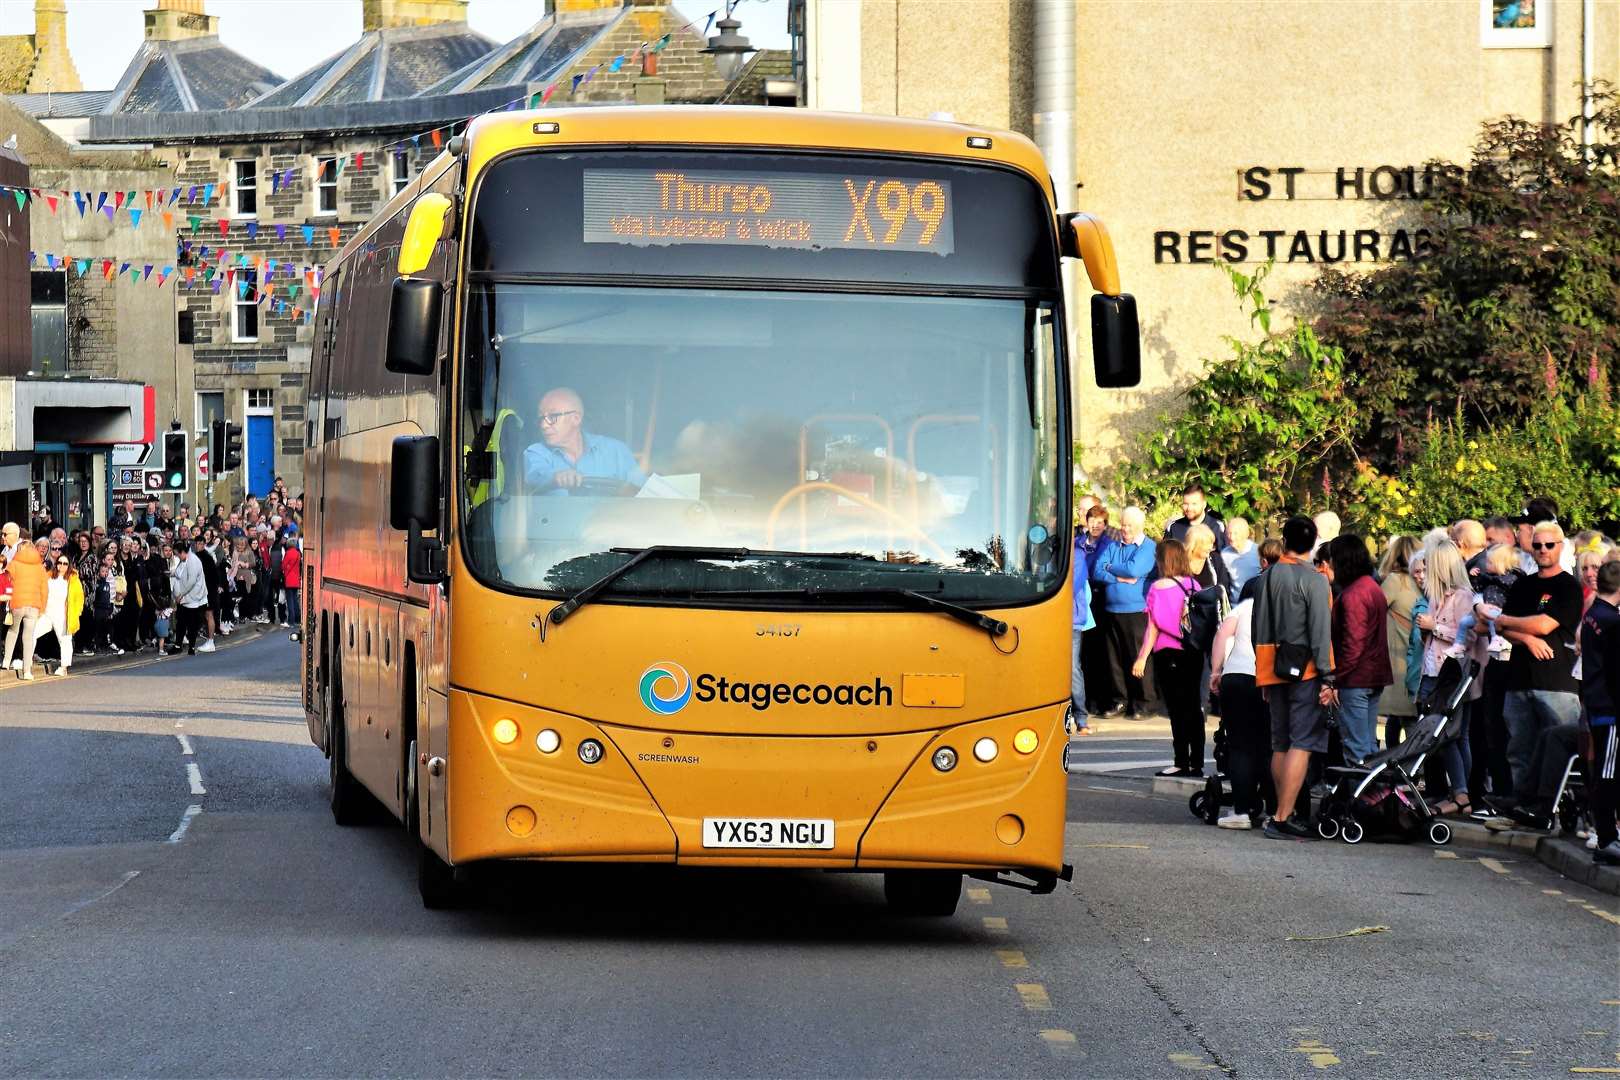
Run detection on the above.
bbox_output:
[638,661,896,714]
[639,662,694,715]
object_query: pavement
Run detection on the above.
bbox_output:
[1066,715,1620,897]
[2,636,1617,1077]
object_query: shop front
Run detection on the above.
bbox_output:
[0,377,150,532]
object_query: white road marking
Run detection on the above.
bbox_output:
[1069,759,1175,773]
[186,762,206,795]
[175,734,194,756]
[59,870,140,918]
[167,805,202,843]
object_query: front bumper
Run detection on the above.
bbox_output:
[445,690,1068,874]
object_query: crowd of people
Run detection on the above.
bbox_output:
[0,480,305,679]
[1071,485,1620,865]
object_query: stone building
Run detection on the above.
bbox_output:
[799,0,1620,464]
[0,96,174,530]
[0,0,81,95]
[7,0,791,511]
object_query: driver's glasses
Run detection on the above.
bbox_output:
[540,410,580,426]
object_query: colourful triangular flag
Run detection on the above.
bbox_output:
[302,225,314,245]
[129,208,142,228]
[246,221,258,239]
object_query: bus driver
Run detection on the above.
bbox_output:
[523,387,648,495]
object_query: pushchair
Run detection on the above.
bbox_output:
[1311,656,1477,846]
[1188,722,1231,824]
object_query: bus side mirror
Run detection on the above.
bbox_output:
[390,435,446,584]
[385,277,441,377]
[1092,294,1141,388]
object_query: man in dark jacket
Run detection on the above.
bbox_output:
[1165,482,1227,555]
[1583,561,1620,864]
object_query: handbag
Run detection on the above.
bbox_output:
[1264,570,1312,681]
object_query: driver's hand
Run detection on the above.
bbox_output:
[553,468,583,489]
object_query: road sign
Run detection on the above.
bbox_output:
[196,448,210,480]
[143,470,166,493]
[112,443,152,467]
[115,466,145,489]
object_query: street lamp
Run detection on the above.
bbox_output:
[702,2,755,82]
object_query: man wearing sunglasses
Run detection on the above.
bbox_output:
[1496,519,1584,799]
[523,386,647,496]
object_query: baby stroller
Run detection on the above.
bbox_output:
[1311,657,1477,846]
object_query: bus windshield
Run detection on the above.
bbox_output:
[459,284,1065,606]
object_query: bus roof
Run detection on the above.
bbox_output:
[464,106,1053,197]
[328,107,1054,274]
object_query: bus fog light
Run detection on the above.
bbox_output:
[1014,728,1039,754]
[492,718,519,745]
[932,746,957,772]
[535,728,561,754]
[578,738,604,765]
[506,805,536,836]
[973,737,999,763]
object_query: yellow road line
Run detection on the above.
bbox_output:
[1168,1051,1219,1071]
[995,949,1028,969]
[966,886,992,904]
[1291,1038,1342,1068]
[1479,857,1511,874]
[982,916,1008,933]
[1015,983,1051,1011]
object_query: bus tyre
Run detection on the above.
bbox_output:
[327,670,366,827]
[418,844,462,910]
[884,870,962,917]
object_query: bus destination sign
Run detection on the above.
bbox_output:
[583,169,954,255]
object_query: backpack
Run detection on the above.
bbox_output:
[1181,579,1230,655]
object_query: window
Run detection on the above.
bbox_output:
[392,150,411,195]
[247,388,274,410]
[1480,0,1551,47]
[234,269,259,342]
[233,159,258,217]
[30,271,67,374]
[197,391,224,435]
[316,156,338,215]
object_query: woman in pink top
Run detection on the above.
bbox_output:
[1133,539,1206,777]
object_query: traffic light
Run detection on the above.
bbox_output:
[162,430,187,490]
[210,418,225,469]
[223,421,244,472]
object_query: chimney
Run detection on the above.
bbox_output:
[26,0,83,93]
[362,0,470,31]
[144,0,220,42]
[547,0,626,13]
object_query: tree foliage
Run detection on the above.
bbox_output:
[1313,86,1620,459]
[1112,264,1359,524]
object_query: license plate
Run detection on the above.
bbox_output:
[702,817,835,849]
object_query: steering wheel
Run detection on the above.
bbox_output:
[572,476,635,496]
[764,481,951,561]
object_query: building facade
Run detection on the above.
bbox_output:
[7,0,789,512]
[801,0,1620,465]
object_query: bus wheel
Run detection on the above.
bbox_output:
[327,666,366,827]
[883,870,962,917]
[419,844,462,910]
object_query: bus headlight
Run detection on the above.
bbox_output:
[535,728,561,755]
[931,746,958,772]
[578,738,604,765]
[492,718,519,745]
[1014,728,1039,754]
[972,737,999,763]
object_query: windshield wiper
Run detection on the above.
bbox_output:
[547,546,877,628]
[704,586,1009,638]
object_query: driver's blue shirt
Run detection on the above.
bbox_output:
[523,432,648,495]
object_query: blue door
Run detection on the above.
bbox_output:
[247,415,274,498]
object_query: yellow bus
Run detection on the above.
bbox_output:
[301,106,1139,912]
